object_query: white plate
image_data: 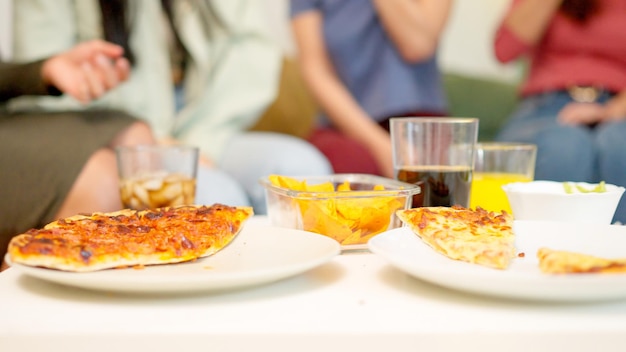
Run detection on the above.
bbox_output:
[6,223,340,294]
[368,220,626,302]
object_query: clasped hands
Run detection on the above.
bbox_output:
[558,101,626,125]
[41,39,131,104]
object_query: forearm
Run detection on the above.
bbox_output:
[292,11,386,149]
[300,62,394,177]
[0,60,60,102]
[372,0,452,62]
[301,63,387,149]
[501,0,562,45]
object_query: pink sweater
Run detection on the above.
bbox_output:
[494,0,626,97]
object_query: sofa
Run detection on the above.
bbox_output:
[443,72,519,141]
[250,65,521,142]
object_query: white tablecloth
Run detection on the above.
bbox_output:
[2,249,626,352]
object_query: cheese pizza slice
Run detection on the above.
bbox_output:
[397,206,515,269]
[7,204,253,272]
[537,247,626,274]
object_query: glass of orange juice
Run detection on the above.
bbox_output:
[470,142,537,213]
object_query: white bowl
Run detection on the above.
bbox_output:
[502,181,625,224]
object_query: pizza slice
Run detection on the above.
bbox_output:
[7,204,253,272]
[397,206,515,270]
[537,247,626,274]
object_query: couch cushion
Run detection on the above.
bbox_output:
[443,72,520,141]
[248,58,316,139]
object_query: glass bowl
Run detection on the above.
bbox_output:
[260,174,420,251]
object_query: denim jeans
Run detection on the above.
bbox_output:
[195,132,332,215]
[495,90,626,223]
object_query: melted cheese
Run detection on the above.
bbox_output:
[8,204,253,272]
[397,206,515,269]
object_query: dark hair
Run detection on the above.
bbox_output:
[560,0,600,23]
[161,0,175,23]
[98,0,135,64]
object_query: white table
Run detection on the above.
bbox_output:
[2,250,626,352]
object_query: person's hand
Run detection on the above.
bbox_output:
[41,40,131,104]
[368,131,395,179]
[557,102,606,125]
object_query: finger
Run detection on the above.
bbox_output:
[81,62,105,100]
[65,76,91,104]
[94,54,119,89]
[557,109,577,125]
[114,57,131,82]
[557,115,575,125]
[82,40,125,59]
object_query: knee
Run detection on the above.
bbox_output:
[114,121,156,146]
[219,132,333,187]
[535,126,593,158]
[195,166,250,207]
[84,148,120,194]
[278,138,333,175]
[309,129,379,175]
[73,149,121,210]
[596,123,626,158]
[533,126,594,181]
[595,123,626,183]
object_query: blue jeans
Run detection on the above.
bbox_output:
[496,91,626,223]
[197,132,332,215]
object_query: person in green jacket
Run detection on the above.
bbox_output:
[11,0,332,214]
[0,40,155,267]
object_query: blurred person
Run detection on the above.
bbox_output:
[290,0,452,178]
[11,0,332,214]
[0,40,155,266]
[493,0,626,223]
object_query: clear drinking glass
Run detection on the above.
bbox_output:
[390,117,479,208]
[116,145,199,210]
[470,142,537,213]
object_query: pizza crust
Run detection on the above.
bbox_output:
[8,204,253,272]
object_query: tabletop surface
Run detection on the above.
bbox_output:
[3,243,626,352]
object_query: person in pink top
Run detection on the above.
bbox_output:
[494,0,626,223]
